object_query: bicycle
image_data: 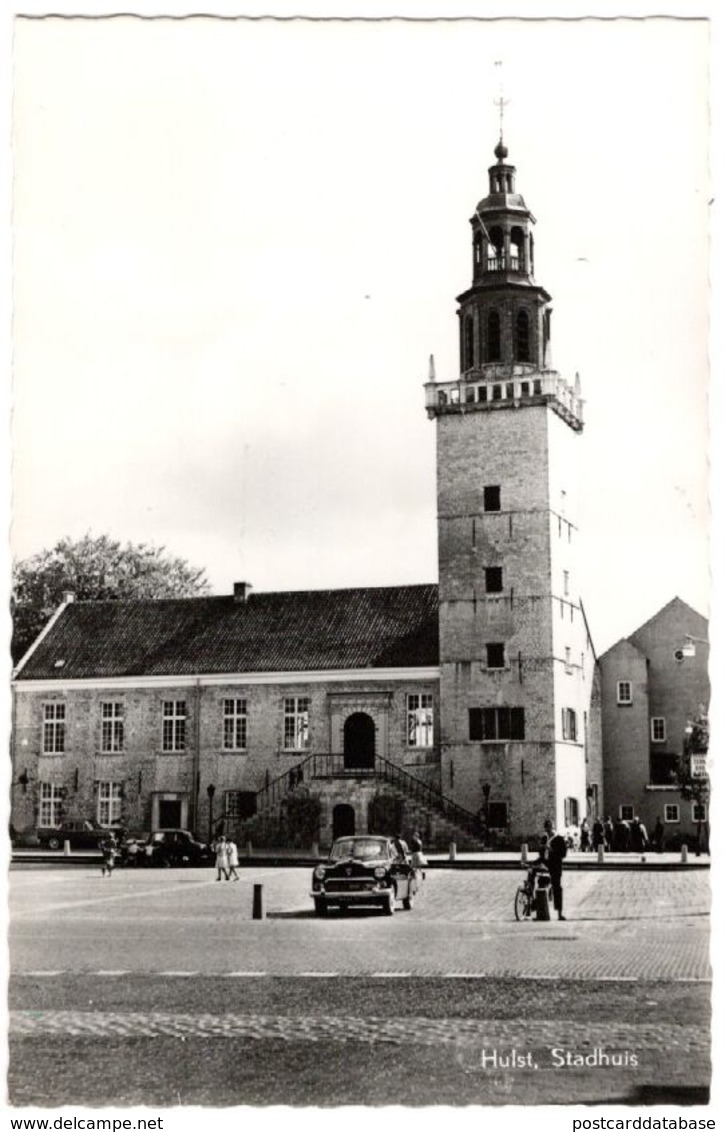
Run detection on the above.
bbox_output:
[514,864,552,920]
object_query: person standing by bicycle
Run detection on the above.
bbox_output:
[542,818,568,921]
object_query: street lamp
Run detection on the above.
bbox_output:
[206,783,216,844]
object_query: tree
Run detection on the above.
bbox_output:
[677,706,710,855]
[11,534,211,663]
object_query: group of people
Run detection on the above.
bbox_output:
[392,830,428,877]
[213,833,241,881]
[579,814,665,854]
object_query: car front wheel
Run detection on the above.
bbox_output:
[313,898,327,917]
[382,892,395,916]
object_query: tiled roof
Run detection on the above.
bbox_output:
[16,585,440,681]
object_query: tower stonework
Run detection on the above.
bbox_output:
[426,138,600,841]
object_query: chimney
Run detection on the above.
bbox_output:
[62,591,76,604]
[233,581,253,603]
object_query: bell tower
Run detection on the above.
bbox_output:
[426,132,598,842]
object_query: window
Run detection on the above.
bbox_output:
[223,699,248,751]
[162,701,187,752]
[483,485,501,512]
[491,384,502,401]
[616,681,632,705]
[225,791,257,820]
[620,804,634,821]
[284,697,310,751]
[562,708,578,741]
[97,782,123,826]
[487,802,508,829]
[486,643,506,669]
[407,693,434,748]
[564,797,580,826]
[486,311,501,362]
[650,717,666,743]
[649,751,678,785]
[101,703,124,753]
[521,381,530,397]
[692,803,707,823]
[484,567,503,593]
[469,706,525,741]
[43,703,66,754]
[564,647,572,674]
[39,782,64,827]
[664,804,680,823]
[515,309,530,362]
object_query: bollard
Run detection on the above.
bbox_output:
[681,844,689,863]
[63,839,71,857]
[246,839,253,858]
[252,883,265,920]
[312,840,319,859]
[535,888,551,921]
[449,841,457,861]
[597,844,605,864]
[521,842,528,865]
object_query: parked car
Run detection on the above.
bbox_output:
[37,819,119,851]
[141,829,212,867]
[310,834,418,916]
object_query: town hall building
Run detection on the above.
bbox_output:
[11,133,603,849]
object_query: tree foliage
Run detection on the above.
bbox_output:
[11,534,211,663]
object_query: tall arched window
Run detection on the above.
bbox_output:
[515,310,530,362]
[464,316,475,369]
[473,232,483,273]
[486,311,501,362]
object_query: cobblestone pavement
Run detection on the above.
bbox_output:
[8,867,711,1107]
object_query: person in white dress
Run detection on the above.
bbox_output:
[225,837,240,881]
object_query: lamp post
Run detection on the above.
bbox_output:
[206,783,216,844]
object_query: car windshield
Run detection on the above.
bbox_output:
[330,838,390,861]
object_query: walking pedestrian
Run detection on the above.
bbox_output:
[225,836,240,881]
[542,818,568,921]
[629,816,648,854]
[579,818,591,852]
[100,832,117,878]
[214,834,229,881]
[603,816,614,852]
[410,830,428,880]
[592,817,604,852]
[652,816,665,853]
[614,817,631,853]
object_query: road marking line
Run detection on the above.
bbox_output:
[296,972,339,977]
[11,877,222,918]
[25,970,63,977]
[224,972,269,978]
[371,972,412,978]
[159,971,198,977]
[96,970,131,976]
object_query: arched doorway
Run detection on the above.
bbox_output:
[332,803,355,840]
[343,712,376,771]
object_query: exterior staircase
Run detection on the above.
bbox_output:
[232,752,486,851]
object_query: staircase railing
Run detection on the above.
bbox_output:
[253,751,482,839]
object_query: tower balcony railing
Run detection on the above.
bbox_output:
[425,368,584,430]
[483,255,527,274]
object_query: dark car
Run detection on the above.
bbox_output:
[37,819,116,851]
[310,835,418,916]
[142,829,212,867]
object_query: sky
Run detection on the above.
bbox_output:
[10,14,711,656]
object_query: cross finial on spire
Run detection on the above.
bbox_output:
[494,60,508,143]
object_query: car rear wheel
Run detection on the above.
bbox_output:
[402,892,414,911]
[47,836,61,850]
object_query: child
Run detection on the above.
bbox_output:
[225,837,240,881]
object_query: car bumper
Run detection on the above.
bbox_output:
[311,886,394,903]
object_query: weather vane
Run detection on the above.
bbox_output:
[494,60,508,142]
